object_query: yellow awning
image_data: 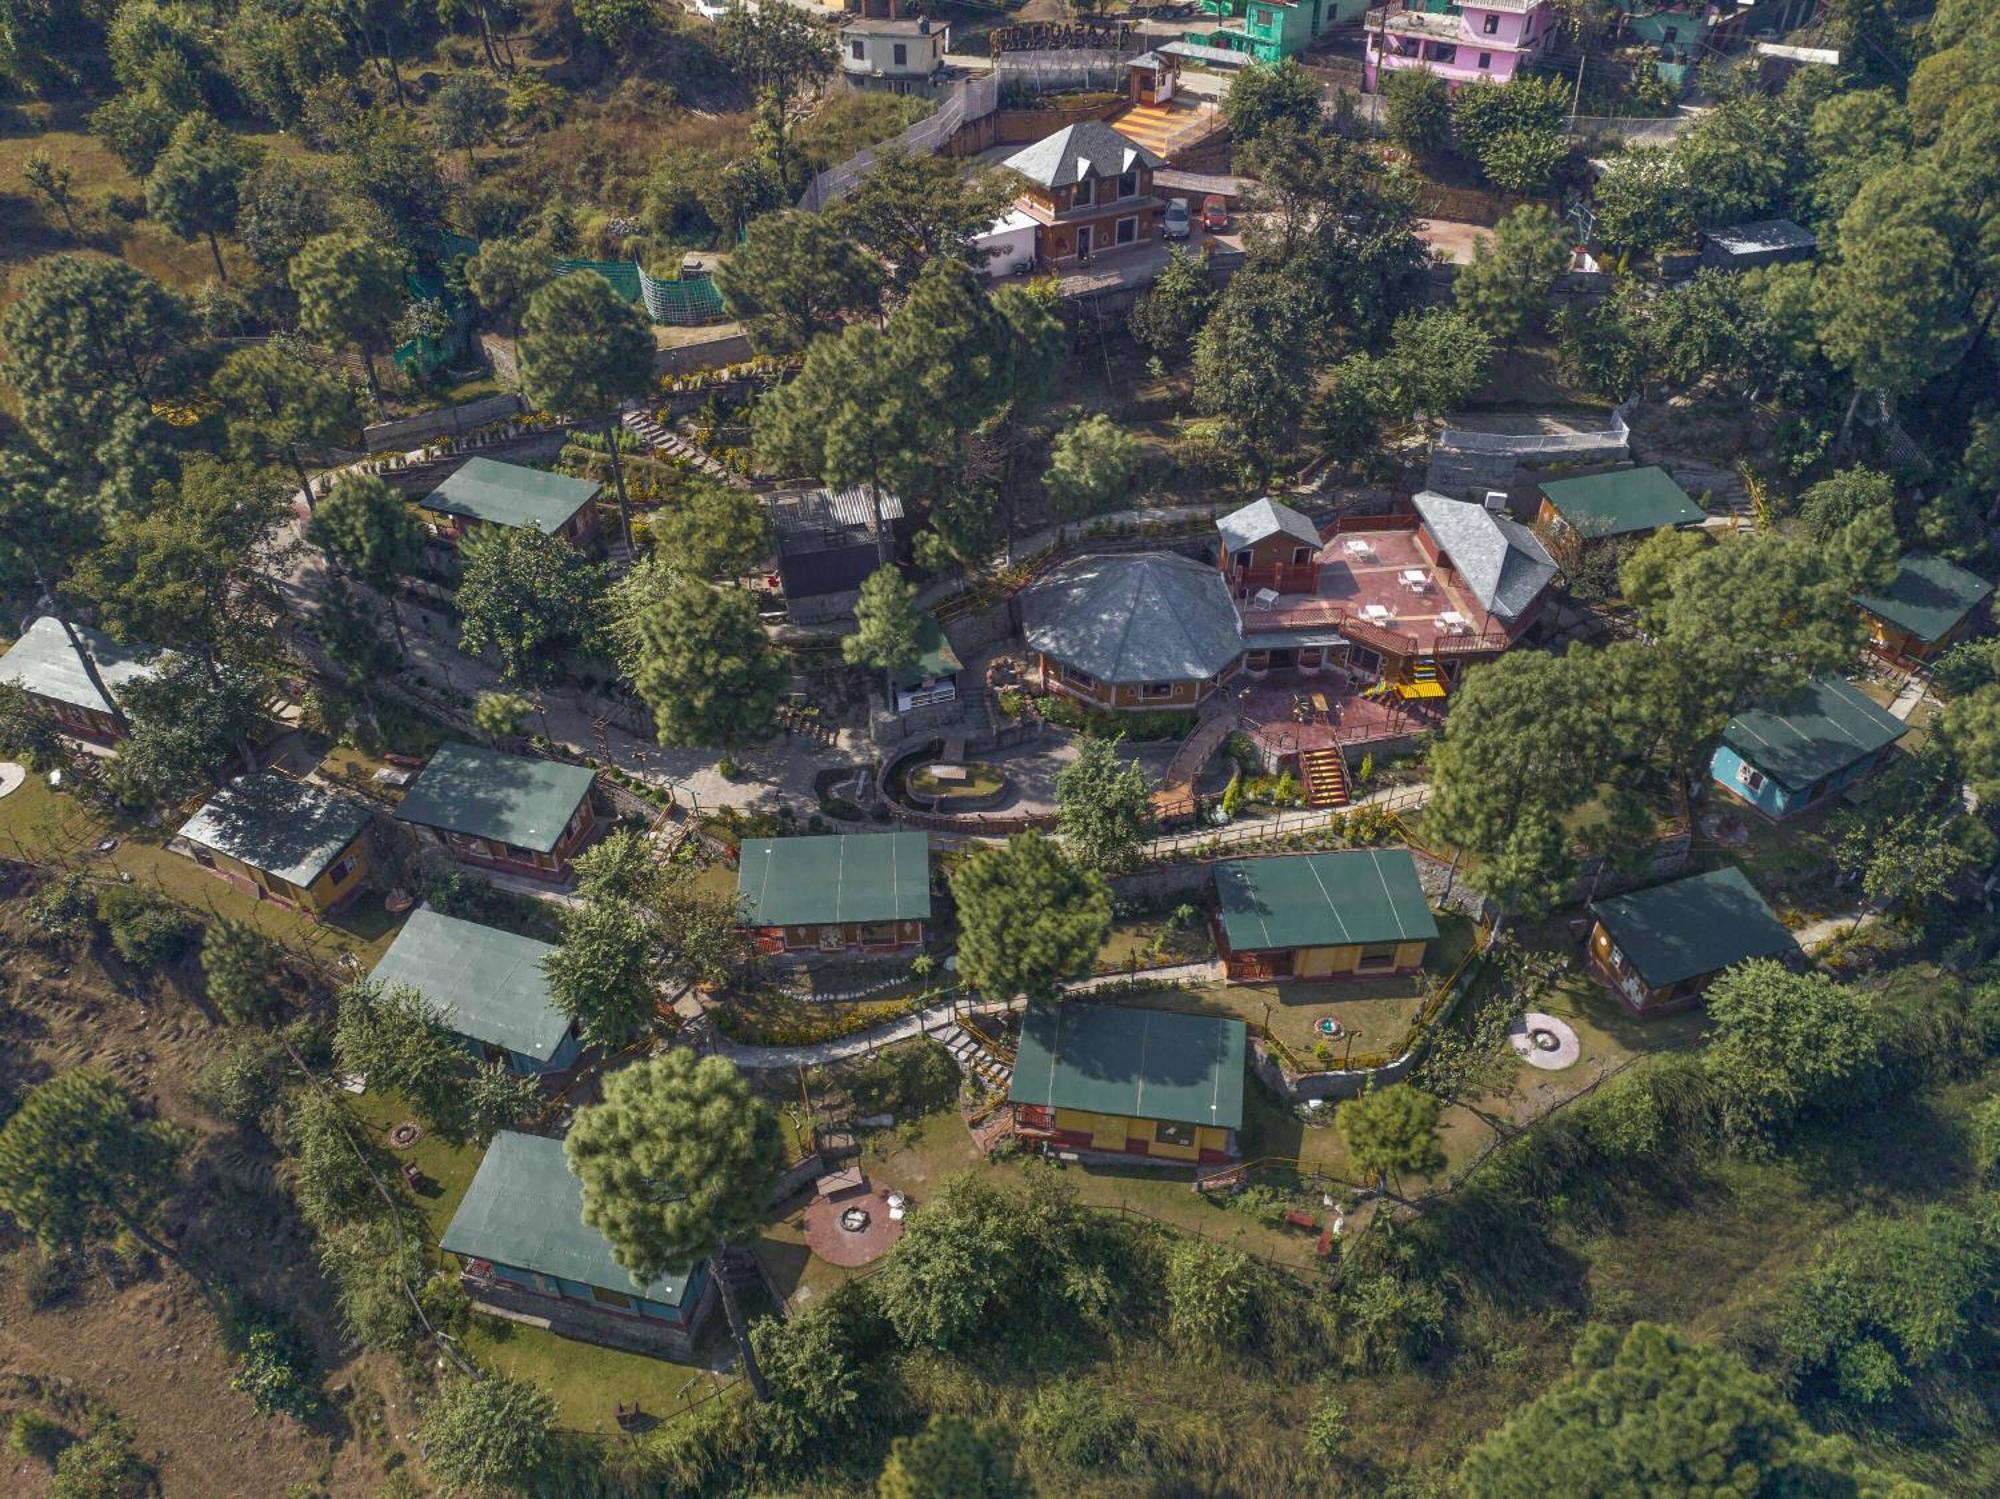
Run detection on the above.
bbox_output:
[1395,681,1447,699]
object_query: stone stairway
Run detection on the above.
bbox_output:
[943,1022,1013,1091]
[620,408,737,483]
[1665,460,1755,526]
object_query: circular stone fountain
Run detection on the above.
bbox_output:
[1508,1012,1581,1071]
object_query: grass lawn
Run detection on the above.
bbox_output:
[832,1108,1340,1271]
[908,761,1008,800]
[462,1317,730,1432]
[1117,912,1477,1062]
[0,772,403,966]
[346,1087,484,1246]
[1091,913,1214,975]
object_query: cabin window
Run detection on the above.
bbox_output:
[859,921,898,943]
[1292,546,1313,565]
[1115,215,1137,245]
[1356,943,1400,972]
[1478,51,1492,68]
[1118,169,1138,199]
[819,927,846,951]
[327,854,356,885]
[1430,42,1457,62]
[893,42,907,64]
[1142,682,1176,700]
[591,1285,633,1309]
[1062,662,1098,690]
[1074,176,1094,208]
[849,39,863,58]
[1736,763,1766,792]
[1483,12,1500,33]
[193,847,216,868]
[1155,1121,1196,1146]
[1607,942,1627,973]
[1233,548,1253,570]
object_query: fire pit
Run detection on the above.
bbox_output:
[840,1207,871,1233]
[1508,1012,1581,1071]
[389,1121,423,1149]
[1315,1017,1345,1038]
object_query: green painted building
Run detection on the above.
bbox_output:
[1185,0,1366,64]
[1009,1001,1245,1165]
[737,831,932,953]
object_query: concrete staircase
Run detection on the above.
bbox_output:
[1299,747,1351,809]
[943,1018,1014,1091]
[1109,99,1222,158]
[620,408,737,483]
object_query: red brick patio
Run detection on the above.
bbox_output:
[801,1184,905,1267]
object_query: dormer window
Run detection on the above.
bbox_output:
[1074,176,1094,207]
[1119,169,1137,199]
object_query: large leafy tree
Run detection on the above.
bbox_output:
[950,831,1111,1003]
[834,149,1016,292]
[335,104,450,246]
[1126,247,1215,363]
[1454,203,1571,341]
[415,1375,556,1495]
[144,114,249,281]
[1222,57,1321,150]
[211,341,363,504]
[1702,961,1876,1152]
[455,526,608,686]
[1339,1086,1444,1200]
[1460,1322,1921,1498]
[310,473,426,655]
[464,236,552,338]
[0,1070,184,1258]
[517,271,656,551]
[565,1050,786,1398]
[101,654,265,806]
[544,897,658,1053]
[0,453,131,735]
[1043,414,1139,537]
[429,69,506,170]
[609,557,786,746]
[1055,734,1153,875]
[644,478,774,583]
[0,0,117,93]
[844,565,926,705]
[878,1415,1031,1499]
[716,4,834,198]
[291,231,408,405]
[1192,266,1317,480]
[332,980,537,1147]
[1428,653,1609,912]
[716,210,884,354]
[0,254,188,505]
[72,457,288,678]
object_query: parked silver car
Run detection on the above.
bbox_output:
[1163,197,1191,241]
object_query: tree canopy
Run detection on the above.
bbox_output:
[949,832,1111,1003]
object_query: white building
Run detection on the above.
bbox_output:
[839,16,949,95]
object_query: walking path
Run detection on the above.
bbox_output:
[1887,674,1929,721]
[709,960,1222,1071]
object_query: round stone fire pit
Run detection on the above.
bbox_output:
[804,1187,904,1267]
[1508,1012,1581,1071]
[388,1121,423,1149]
[840,1206,871,1233]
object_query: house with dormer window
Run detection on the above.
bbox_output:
[1000,121,1165,267]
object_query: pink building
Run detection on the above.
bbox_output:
[1364,0,1556,91]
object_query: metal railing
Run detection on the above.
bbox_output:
[797,73,1000,211]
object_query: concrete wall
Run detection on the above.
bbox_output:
[652,332,756,376]
[363,393,528,453]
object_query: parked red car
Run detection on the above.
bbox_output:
[1201,194,1230,231]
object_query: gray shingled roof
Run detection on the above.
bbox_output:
[1412,493,1558,622]
[1704,219,1817,258]
[1217,498,1322,555]
[1002,121,1165,189]
[0,616,159,714]
[1021,552,1241,685]
[178,775,370,888]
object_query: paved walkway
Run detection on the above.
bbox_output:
[1791,908,1878,951]
[710,959,1221,1071]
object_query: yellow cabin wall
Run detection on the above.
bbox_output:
[1049,1107,1227,1161]
[1291,938,1429,978]
[198,838,368,913]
